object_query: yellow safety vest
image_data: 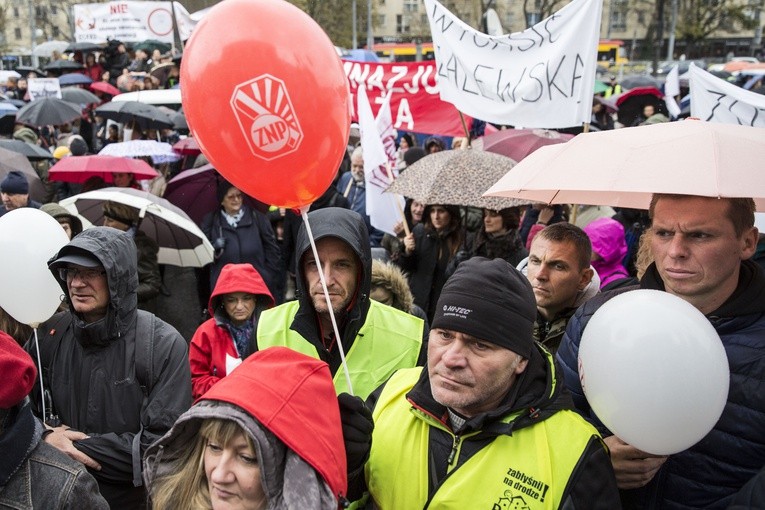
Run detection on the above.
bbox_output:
[256,300,423,399]
[366,368,604,509]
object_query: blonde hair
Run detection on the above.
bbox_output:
[635,230,654,280]
[150,419,257,510]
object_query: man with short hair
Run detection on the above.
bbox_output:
[26,227,191,508]
[524,223,596,353]
[0,171,41,217]
[344,257,620,507]
[336,147,383,246]
[557,194,765,509]
[256,207,424,399]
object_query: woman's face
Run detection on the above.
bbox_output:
[399,137,410,150]
[410,200,425,224]
[483,210,507,235]
[223,293,256,326]
[112,172,133,187]
[204,431,266,510]
[429,205,451,231]
[222,187,244,215]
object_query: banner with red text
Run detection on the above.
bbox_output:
[73,1,195,43]
[344,60,470,137]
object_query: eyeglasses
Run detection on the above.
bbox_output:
[59,267,106,283]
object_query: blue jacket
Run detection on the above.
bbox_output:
[557,261,765,509]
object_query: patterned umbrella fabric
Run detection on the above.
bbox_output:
[15,97,82,127]
[99,140,180,164]
[48,155,159,183]
[473,128,573,163]
[60,187,214,267]
[385,149,534,210]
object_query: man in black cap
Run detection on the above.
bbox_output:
[25,227,191,508]
[343,257,619,508]
[0,170,40,217]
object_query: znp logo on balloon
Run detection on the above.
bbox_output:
[230,74,303,161]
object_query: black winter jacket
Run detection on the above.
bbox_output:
[26,228,192,509]
[557,261,765,509]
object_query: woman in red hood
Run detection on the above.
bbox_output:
[144,347,347,509]
[190,263,274,398]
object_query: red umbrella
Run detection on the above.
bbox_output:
[48,155,159,183]
[475,128,573,162]
[90,81,121,96]
[172,137,201,155]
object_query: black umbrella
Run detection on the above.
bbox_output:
[0,139,53,160]
[44,60,85,72]
[16,97,82,127]
[133,39,172,54]
[95,100,174,130]
[0,146,46,201]
[65,42,104,53]
[620,74,661,90]
[14,66,45,78]
[614,87,668,126]
[61,87,101,105]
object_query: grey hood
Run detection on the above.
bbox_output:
[48,227,138,347]
[293,207,371,343]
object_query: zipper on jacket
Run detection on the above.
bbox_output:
[447,435,461,468]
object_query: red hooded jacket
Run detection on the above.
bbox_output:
[189,263,274,398]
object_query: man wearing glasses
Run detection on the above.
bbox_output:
[25,227,192,509]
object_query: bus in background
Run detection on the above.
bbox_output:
[374,42,435,62]
[598,39,629,66]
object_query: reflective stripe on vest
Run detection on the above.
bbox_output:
[257,300,423,399]
[366,368,602,509]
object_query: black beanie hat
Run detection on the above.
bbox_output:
[0,171,28,195]
[431,257,537,358]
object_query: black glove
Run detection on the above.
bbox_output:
[338,392,374,475]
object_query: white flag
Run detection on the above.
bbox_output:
[690,64,765,127]
[357,87,405,235]
[425,0,602,128]
[664,65,680,97]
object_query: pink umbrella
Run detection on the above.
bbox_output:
[172,137,201,155]
[484,120,765,211]
[475,128,573,162]
[48,155,159,183]
[90,81,121,96]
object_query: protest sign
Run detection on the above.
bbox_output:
[424,0,601,128]
[28,78,62,101]
[74,1,194,43]
[690,64,765,127]
[345,60,469,136]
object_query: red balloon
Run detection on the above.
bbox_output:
[181,0,350,209]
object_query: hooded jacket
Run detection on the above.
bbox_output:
[256,208,424,397]
[557,260,765,509]
[189,263,275,398]
[583,217,629,288]
[144,347,347,509]
[26,227,191,508]
[352,345,620,508]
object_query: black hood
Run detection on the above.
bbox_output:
[48,227,138,346]
[292,208,372,350]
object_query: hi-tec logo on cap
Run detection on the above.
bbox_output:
[230,74,303,161]
[442,304,472,319]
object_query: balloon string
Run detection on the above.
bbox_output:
[32,327,47,424]
[300,206,354,396]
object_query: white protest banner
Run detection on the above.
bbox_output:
[425,0,602,128]
[28,78,62,101]
[690,64,765,127]
[358,87,405,236]
[74,2,194,43]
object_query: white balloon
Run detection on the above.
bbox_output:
[578,289,729,455]
[0,208,70,327]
